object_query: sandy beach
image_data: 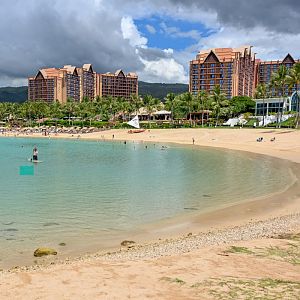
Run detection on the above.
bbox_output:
[1,128,300,299]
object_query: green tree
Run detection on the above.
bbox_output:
[164,93,176,124]
[64,98,76,125]
[130,94,143,115]
[143,94,160,128]
[196,90,209,127]
[287,62,300,128]
[180,92,195,126]
[209,85,228,127]
[269,65,289,128]
[254,84,268,126]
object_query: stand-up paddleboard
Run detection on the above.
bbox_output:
[28,158,43,163]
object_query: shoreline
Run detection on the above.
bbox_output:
[1,128,300,299]
[2,213,300,274]
[1,129,300,261]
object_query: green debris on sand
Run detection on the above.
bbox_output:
[224,238,300,265]
[192,277,300,300]
[225,246,254,254]
[160,277,186,285]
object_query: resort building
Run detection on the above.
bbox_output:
[28,68,67,103]
[256,54,300,97]
[189,46,256,98]
[29,66,137,102]
[28,64,96,103]
[76,64,96,101]
[61,65,80,102]
[97,70,138,99]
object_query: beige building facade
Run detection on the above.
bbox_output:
[190,46,256,98]
[29,66,138,103]
[97,70,138,99]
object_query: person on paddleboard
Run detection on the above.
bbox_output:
[32,146,38,161]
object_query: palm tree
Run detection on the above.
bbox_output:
[0,103,6,122]
[130,94,143,115]
[196,90,208,127]
[143,95,160,128]
[210,85,227,127]
[269,65,289,128]
[64,98,76,125]
[164,93,176,124]
[107,96,119,122]
[254,83,268,126]
[49,101,62,127]
[21,101,35,126]
[287,62,300,128]
[180,92,195,126]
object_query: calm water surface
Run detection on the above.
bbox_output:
[0,137,292,267]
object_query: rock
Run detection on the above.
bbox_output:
[59,242,66,246]
[34,248,57,257]
[121,240,136,247]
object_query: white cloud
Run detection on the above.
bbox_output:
[140,57,188,83]
[120,16,187,83]
[121,16,147,47]
[145,24,156,34]
[195,26,300,61]
[163,48,174,54]
[160,22,201,40]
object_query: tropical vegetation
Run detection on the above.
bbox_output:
[254,62,300,128]
[0,85,257,129]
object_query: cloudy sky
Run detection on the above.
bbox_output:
[1,0,300,86]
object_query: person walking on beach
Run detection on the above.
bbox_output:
[192,137,195,145]
[32,146,38,161]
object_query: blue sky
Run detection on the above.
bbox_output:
[135,16,215,51]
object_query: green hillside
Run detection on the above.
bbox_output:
[0,81,189,103]
[0,86,28,103]
[139,81,188,100]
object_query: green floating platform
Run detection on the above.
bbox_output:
[19,165,34,176]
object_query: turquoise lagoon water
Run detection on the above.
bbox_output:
[0,137,292,267]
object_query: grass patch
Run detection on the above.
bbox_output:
[193,277,300,300]
[225,246,254,254]
[224,235,300,266]
[256,244,300,265]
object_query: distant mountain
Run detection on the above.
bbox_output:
[0,81,189,103]
[139,81,188,100]
[0,86,28,103]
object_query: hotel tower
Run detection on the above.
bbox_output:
[189,46,256,98]
[28,66,138,103]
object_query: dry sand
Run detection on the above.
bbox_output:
[1,128,300,299]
